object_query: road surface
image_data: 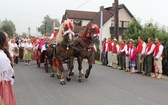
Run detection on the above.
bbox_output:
[13,61,168,105]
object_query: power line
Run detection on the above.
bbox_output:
[76,0,90,9]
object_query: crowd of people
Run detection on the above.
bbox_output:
[102,36,164,79]
[0,27,165,104]
[0,27,59,104]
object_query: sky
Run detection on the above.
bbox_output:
[0,0,168,35]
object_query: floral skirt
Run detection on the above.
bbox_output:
[0,81,16,105]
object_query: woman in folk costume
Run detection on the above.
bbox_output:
[129,43,137,74]
[9,38,18,66]
[0,31,16,105]
[19,39,25,61]
[23,39,33,65]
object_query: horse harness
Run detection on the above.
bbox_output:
[71,37,93,52]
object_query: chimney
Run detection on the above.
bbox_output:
[100,6,104,11]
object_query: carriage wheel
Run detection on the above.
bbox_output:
[37,51,41,68]
[38,61,40,68]
[44,57,48,73]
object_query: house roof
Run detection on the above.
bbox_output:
[62,4,134,33]
[105,4,134,18]
[65,10,97,20]
[89,9,113,27]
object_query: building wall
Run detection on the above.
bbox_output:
[111,8,132,42]
[101,17,113,40]
[82,20,91,27]
[119,8,132,21]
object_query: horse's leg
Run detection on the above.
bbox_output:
[49,58,55,77]
[85,56,92,79]
[66,57,74,81]
[77,56,84,82]
[55,66,61,79]
[59,58,66,85]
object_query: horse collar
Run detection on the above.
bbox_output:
[79,38,92,49]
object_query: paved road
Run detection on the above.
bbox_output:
[13,61,168,105]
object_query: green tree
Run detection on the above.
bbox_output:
[38,15,60,35]
[125,18,142,42]
[125,18,168,59]
[0,19,16,37]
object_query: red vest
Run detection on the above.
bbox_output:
[53,31,58,37]
[153,43,163,57]
[112,43,117,53]
[120,43,126,54]
[108,42,112,51]
[126,44,132,56]
[145,42,154,54]
[102,42,107,52]
[137,41,144,53]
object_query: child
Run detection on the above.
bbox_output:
[0,31,16,105]
[129,43,137,74]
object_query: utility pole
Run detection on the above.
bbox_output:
[99,6,104,61]
[114,0,119,40]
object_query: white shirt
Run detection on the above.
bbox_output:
[24,43,33,49]
[105,42,108,52]
[0,50,14,85]
[9,42,17,57]
[155,45,164,59]
[19,42,25,48]
[50,33,54,40]
[120,44,127,53]
[146,44,155,55]
[141,42,146,54]
[116,44,120,53]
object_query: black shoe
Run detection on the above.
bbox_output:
[135,71,142,74]
[146,74,151,76]
[119,68,123,70]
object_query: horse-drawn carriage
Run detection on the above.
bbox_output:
[36,42,49,73]
[37,20,100,85]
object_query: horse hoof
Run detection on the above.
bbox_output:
[56,75,61,79]
[71,72,75,76]
[78,79,83,83]
[50,74,55,77]
[66,76,71,82]
[60,81,66,85]
[85,74,89,79]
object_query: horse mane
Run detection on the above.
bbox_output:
[81,25,89,38]
[56,23,64,44]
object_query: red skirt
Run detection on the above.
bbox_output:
[19,48,24,59]
[0,81,16,105]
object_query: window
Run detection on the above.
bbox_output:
[123,21,128,28]
[119,21,122,27]
[119,21,129,28]
[73,20,82,26]
[111,20,115,27]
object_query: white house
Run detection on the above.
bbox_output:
[62,4,134,42]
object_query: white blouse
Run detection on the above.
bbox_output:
[0,50,14,84]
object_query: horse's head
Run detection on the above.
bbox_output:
[62,20,75,42]
[85,24,100,42]
[56,20,75,44]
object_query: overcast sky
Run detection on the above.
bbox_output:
[0,0,168,35]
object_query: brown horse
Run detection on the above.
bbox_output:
[68,24,100,82]
[53,20,75,85]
